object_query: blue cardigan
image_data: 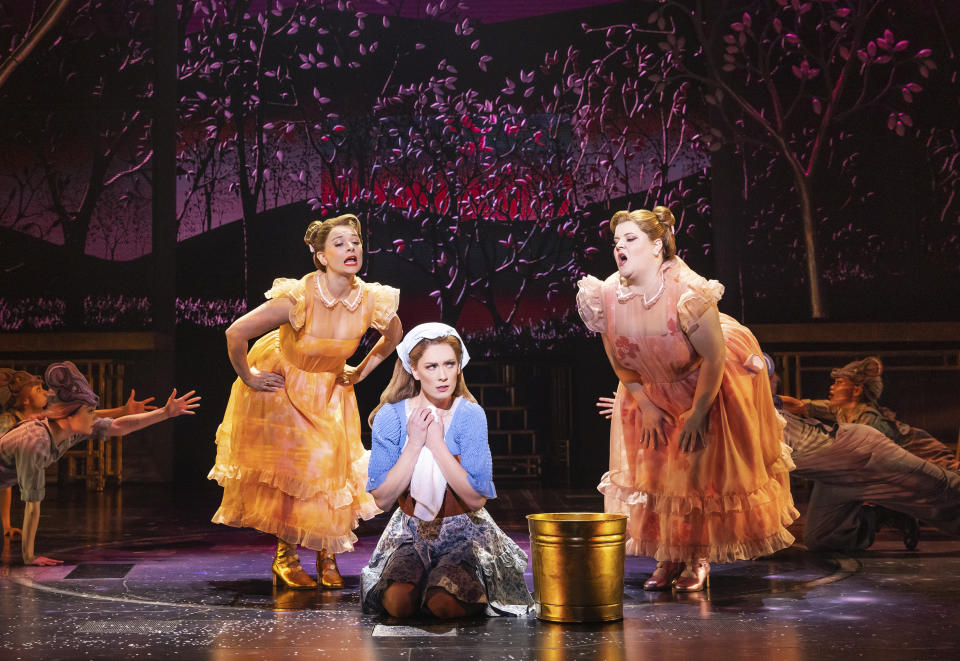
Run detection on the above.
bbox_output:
[366,398,497,499]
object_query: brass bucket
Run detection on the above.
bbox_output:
[527,512,627,623]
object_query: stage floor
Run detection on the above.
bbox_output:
[2,484,959,660]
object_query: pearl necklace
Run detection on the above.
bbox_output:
[616,271,665,308]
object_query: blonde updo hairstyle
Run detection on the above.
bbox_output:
[368,335,477,427]
[303,213,362,271]
[609,206,676,259]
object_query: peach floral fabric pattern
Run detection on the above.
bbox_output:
[578,258,798,562]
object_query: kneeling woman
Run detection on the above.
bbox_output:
[361,324,532,618]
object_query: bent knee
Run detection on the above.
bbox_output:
[425,592,463,619]
[382,582,419,618]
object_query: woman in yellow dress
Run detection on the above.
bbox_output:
[577,207,797,591]
[209,214,402,589]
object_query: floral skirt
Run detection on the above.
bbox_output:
[601,319,799,563]
[361,508,533,616]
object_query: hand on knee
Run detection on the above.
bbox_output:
[382,582,419,618]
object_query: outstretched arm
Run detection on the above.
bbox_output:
[341,315,403,385]
[106,389,201,437]
[778,395,807,415]
[225,298,292,391]
[95,389,157,418]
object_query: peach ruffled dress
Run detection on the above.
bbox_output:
[577,258,797,562]
[209,274,398,553]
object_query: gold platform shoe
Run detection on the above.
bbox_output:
[272,540,318,589]
[317,549,344,589]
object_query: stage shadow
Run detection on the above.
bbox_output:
[207,576,362,611]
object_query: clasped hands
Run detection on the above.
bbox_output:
[406,407,445,453]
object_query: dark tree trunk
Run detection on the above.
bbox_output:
[710,145,745,321]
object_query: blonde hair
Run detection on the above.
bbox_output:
[304,213,362,271]
[609,206,677,259]
[368,335,476,427]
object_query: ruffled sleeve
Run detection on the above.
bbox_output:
[452,402,497,499]
[367,283,400,333]
[576,275,606,334]
[264,277,307,330]
[366,403,404,492]
[677,274,724,334]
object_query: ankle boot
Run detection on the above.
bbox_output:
[272,539,318,589]
[317,548,344,589]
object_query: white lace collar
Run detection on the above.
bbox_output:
[314,272,363,311]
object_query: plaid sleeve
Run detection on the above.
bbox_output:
[14,426,54,502]
[802,399,836,423]
[90,417,114,441]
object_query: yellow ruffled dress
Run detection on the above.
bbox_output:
[209,274,397,553]
[577,258,798,563]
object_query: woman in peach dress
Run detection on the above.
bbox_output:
[209,214,402,589]
[577,207,797,591]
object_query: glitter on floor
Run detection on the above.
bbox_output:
[2,484,959,660]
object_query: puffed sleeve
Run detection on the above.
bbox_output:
[368,283,400,333]
[677,275,724,335]
[366,403,404,492]
[264,277,307,330]
[455,402,497,499]
[576,275,606,334]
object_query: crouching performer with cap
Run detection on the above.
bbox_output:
[778,356,960,550]
[360,324,533,618]
[0,362,200,566]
